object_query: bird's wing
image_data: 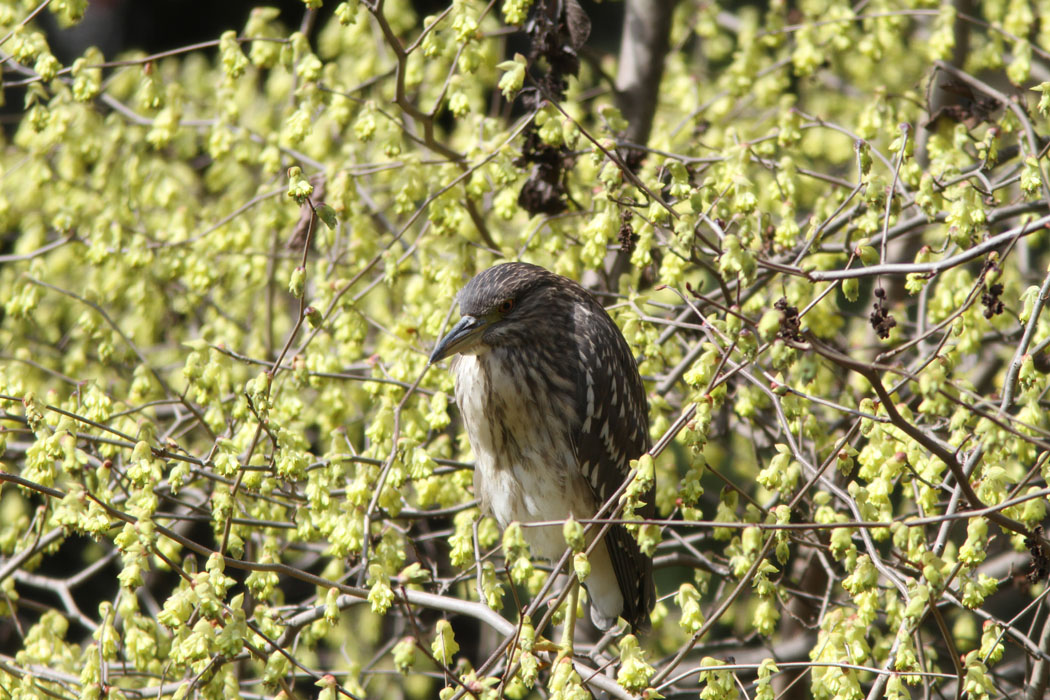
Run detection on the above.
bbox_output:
[571,298,655,631]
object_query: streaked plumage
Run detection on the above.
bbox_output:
[429,262,654,631]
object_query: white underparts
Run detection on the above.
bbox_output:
[453,352,625,627]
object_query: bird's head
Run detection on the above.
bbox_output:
[428,262,569,364]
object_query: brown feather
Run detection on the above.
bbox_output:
[437,262,655,631]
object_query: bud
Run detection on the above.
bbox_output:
[563,517,585,552]
[573,552,590,582]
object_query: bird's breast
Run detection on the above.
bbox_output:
[453,351,594,560]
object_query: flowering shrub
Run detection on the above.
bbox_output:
[1,1,1050,698]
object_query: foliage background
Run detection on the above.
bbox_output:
[1,0,1050,698]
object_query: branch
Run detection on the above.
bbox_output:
[807,214,1050,281]
[802,337,1032,540]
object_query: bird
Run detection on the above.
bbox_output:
[428,262,655,631]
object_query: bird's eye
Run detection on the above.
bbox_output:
[497,298,514,314]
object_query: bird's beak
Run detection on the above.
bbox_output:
[429,315,486,365]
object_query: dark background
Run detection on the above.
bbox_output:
[41,0,626,60]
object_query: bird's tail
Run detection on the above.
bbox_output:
[603,524,655,633]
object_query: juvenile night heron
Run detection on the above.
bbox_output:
[429,262,655,631]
